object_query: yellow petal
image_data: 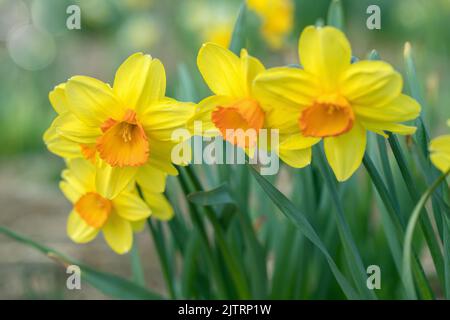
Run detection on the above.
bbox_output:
[278,147,312,168]
[299,26,351,90]
[49,83,68,115]
[136,164,167,193]
[142,190,174,221]
[67,158,96,188]
[66,76,124,126]
[340,60,402,107]
[430,135,450,173]
[67,210,99,243]
[278,134,321,150]
[113,53,166,113]
[253,67,319,111]
[240,48,265,93]
[430,153,450,174]
[324,122,366,181]
[60,180,83,203]
[54,113,101,144]
[113,192,151,221]
[139,98,195,141]
[430,135,450,153]
[197,42,247,97]
[189,95,233,137]
[44,123,82,159]
[264,108,300,136]
[147,139,179,175]
[60,160,95,200]
[360,121,417,136]
[355,94,420,123]
[95,160,138,199]
[102,212,133,254]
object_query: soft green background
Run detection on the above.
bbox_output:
[0,0,449,299]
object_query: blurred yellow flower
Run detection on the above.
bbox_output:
[61,159,151,254]
[191,42,318,167]
[203,23,232,48]
[46,53,195,199]
[429,120,450,174]
[248,0,294,49]
[254,26,421,181]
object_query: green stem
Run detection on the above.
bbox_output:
[314,146,377,299]
[147,219,176,299]
[130,240,146,286]
[363,153,434,299]
[177,168,229,298]
[402,170,450,299]
[184,165,252,299]
[388,134,445,284]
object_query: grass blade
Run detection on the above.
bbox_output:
[327,0,344,30]
[0,226,162,299]
[402,170,450,299]
[229,2,247,54]
[130,240,146,287]
[314,147,377,299]
[248,164,359,299]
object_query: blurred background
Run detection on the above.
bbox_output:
[1,0,450,299]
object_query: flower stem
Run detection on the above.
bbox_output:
[402,170,450,299]
[314,146,377,299]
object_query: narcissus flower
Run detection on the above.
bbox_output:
[254,26,421,181]
[429,120,450,174]
[247,0,294,49]
[61,159,151,254]
[191,42,317,167]
[44,84,92,161]
[48,53,194,198]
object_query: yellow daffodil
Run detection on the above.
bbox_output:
[247,0,294,49]
[44,84,176,221]
[429,120,450,174]
[254,26,421,181]
[61,159,151,254]
[191,42,318,167]
[47,53,195,199]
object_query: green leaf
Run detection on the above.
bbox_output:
[229,2,247,54]
[130,240,145,286]
[0,226,162,300]
[363,153,434,299]
[175,63,197,102]
[248,164,359,299]
[327,0,345,30]
[147,219,176,299]
[402,170,450,299]
[313,147,377,299]
[388,134,445,285]
[187,183,236,206]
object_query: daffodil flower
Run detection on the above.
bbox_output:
[430,120,450,174]
[191,42,318,168]
[44,72,177,222]
[247,0,294,49]
[61,159,152,254]
[48,53,195,199]
[254,26,421,181]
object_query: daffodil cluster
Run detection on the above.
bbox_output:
[44,53,195,254]
[193,26,421,181]
[45,25,423,254]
